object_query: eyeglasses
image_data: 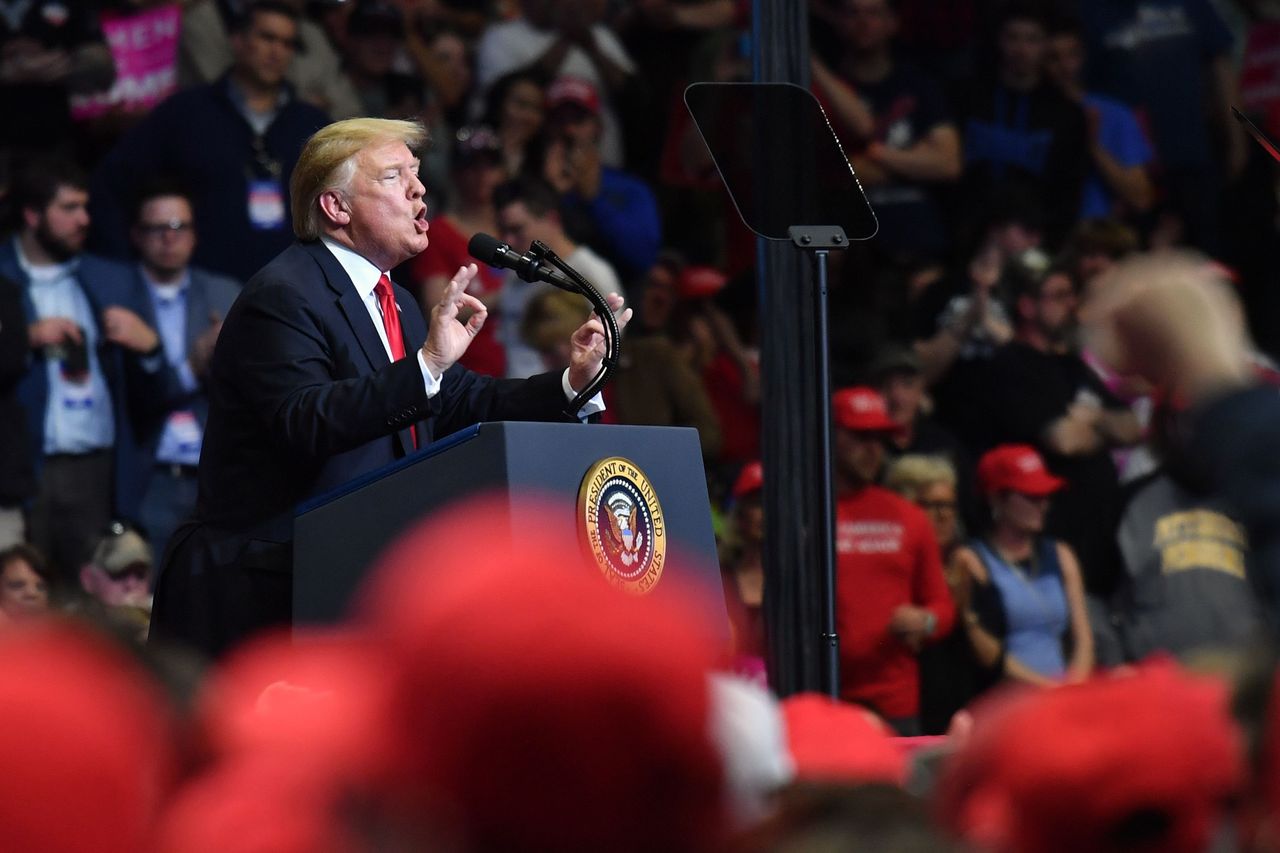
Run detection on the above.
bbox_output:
[138,219,194,236]
[919,499,957,512]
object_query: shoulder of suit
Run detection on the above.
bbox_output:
[79,253,136,288]
[188,266,243,297]
[242,244,331,297]
[280,96,332,129]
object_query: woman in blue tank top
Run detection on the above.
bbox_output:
[953,444,1094,687]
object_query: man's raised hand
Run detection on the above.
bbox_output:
[567,293,631,392]
[420,263,487,378]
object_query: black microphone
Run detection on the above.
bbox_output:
[467,233,579,292]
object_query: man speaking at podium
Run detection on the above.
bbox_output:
[151,118,628,656]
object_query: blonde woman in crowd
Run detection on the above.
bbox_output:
[885,454,975,733]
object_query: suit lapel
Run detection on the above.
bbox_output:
[301,241,412,456]
[302,241,390,374]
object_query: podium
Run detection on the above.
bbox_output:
[293,421,723,628]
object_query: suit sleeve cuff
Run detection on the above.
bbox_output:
[562,368,604,419]
[418,350,442,398]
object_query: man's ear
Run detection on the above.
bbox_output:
[318,190,350,227]
[21,206,41,234]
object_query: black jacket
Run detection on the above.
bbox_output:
[0,276,33,506]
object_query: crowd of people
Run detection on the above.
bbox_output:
[3,0,1280,848]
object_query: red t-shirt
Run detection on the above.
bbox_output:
[703,352,759,464]
[410,216,506,377]
[836,485,955,720]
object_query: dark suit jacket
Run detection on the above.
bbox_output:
[0,241,175,520]
[0,276,33,506]
[152,240,571,655]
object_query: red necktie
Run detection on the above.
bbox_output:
[375,273,417,449]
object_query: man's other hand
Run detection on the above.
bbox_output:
[889,604,935,652]
[190,312,223,378]
[568,293,631,392]
[28,317,82,349]
[102,307,160,353]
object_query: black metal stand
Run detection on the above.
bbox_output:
[788,225,847,698]
[527,240,621,418]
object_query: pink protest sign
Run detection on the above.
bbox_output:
[71,4,180,121]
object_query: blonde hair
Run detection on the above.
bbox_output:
[884,454,956,502]
[521,288,591,353]
[290,118,428,241]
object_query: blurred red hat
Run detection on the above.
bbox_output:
[195,628,400,791]
[782,693,906,786]
[732,461,763,499]
[546,75,601,115]
[359,496,727,852]
[0,620,176,853]
[938,664,1242,853]
[153,756,366,853]
[976,444,1065,497]
[832,386,900,433]
[678,265,728,300]
[1244,666,1280,847]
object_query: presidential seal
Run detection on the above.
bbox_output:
[578,456,666,594]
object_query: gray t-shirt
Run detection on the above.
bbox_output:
[1114,473,1263,661]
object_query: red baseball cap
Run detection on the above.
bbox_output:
[781,693,906,785]
[732,461,763,499]
[832,386,901,433]
[546,76,601,115]
[153,756,366,853]
[358,496,727,852]
[678,265,728,300]
[976,444,1065,497]
[0,621,177,853]
[195,628,400,791]
[938,664,1242,853]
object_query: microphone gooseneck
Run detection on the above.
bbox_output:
[466,233,621,417]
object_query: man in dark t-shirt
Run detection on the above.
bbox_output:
[810,0,961,258]
[984,264,1140,596]
[953,4,1088,245]
[0,0,114,153]
[1076,0,1242,252]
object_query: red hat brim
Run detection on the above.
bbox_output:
[834,412,904,433]
[1011,471,1066,497]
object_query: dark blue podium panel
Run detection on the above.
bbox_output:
[294,422,723,631]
